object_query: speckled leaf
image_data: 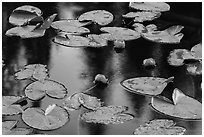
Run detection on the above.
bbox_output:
[78,10,113,26]
[151,89,202,119]
[22,105,69,130]
[87,34,108,47]
[168,49,195,66]
[80,106,134,124]
[9,5,42,26]
[2,121,33,135]
[121,77,174,96]
[133,119,186,135]
[15,64,49,81]
[129,2,170,12]
[123,11,161,22]
[186,61,202,75]
[142,25,184,44]
[100,27,140,41]
[51,19,91,29]
[63,93,82,111]
[79,93,103,110]
[25,79,67,100]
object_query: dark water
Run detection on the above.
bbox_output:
[2,2,202,135]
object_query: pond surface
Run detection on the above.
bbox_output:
[2,2,202,135]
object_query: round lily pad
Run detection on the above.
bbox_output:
[25,79,67,100]
[133,119,186,135]
[142,25,184,44]
[22,105,69,130]
[15,64,49,81]
[79,93,103,110]
[78,10,114,26]
[129,2,170,12]
[80,106,134,124]
[191,43,202,60]
[9,5,43,26]
[186,61,202,75]
[3,121,33,135]
[63,93,82,111]
[121,77,174,96]
[100,27,141,41]
[151,89,202,119]
[122,11,161,22]
[168,49,195,66]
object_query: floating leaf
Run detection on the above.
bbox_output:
[79,93,103,110]
[15,64,49,81]
[51,19,91,30]
[25,79,67,100]
[22,105,69,130]
[186,61,202,75]
[93,74,109,84]
[2,96,24,115]
[2,121,33,135]
[191,43,202,60]
[151,88,202,119]
[52,25,90,34]
[121,77,174,96]
[129,2,170,12]
[132,23,147,33]
[63,93,82,111]
[143,58,156,67]
[168,49,195,66]
[142,25,184,44]
[78,10,114,26]
[133,119,186,135]
[87,34,108,47]
[9,5,42,26]
[123,11,161,22]
[80,106,134,124]
[100,27,140,41]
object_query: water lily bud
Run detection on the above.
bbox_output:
[143,58,156,67]
[113,40,125,49]
[94,74,108,84]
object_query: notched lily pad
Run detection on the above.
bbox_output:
[78,10,114,26]
[15,64,49,81]
[25,79,67,100]
[63,93,82,111]
[141,25,184,44]
[9,5,43,26]
[123,11,161,22]
[22,105,69,130]
[129,2,170,12]
[133,119,186,135]
[80,106,133,124]
[151,88,202,119]
[3,121,33,135]
[121,76,174,96]
[100,27,140,41]
[2,96,25,115]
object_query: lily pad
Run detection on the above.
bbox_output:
[9,5,43,26]
[191,43,202,60]
[168,49,195,66]
[80,106,134,124]
[142,25,184,44]
[3,121,33,135]
[52,25,90,34]
[22,105,69,130]
[51,19,91,29]
[186,61,202,75]
[25,79,67,100]
[78,10,114,26]
[133,119,186,135]
[79,93,103,110]
[123,11,161,22]
[2,96,24,115]
[129,2,170,12]
[121,76,174,96]
[6,14,57,38]
[15,64,49,81]
[87,34,108,47]
[63,93,82,111]
[151,88,202,119]
[100,27,141,41]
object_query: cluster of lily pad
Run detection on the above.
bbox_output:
[3,2,202,135]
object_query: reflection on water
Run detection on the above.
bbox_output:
[2,2,202,135]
